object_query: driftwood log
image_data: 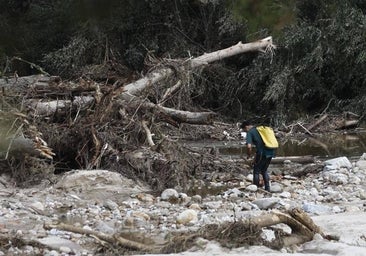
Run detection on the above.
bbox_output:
[43,223,157,253]
[44,207,329,254]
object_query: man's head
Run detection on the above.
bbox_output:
[240,120,252,132]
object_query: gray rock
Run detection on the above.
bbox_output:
[355,160,366,169]
[323,157,352,171]
[222,188,243,199]
[302,203,332,215]
[191,195,202,203]
[279,191,291,198]
[270,183,283,193]
[104,199,119,210]
[246,184,258,192]
[38,236,83,253]
[328,173,348,184]
[54,170,148,202]
[252,198,280,210]
[161,188,179,201]
[176,209,198,225]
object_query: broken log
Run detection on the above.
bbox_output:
[289,208,326,237]
[122,37,275,96]
[336,119,359,130]
[0,136,54,160]
[27,96,94,117]
[43,223,155,253]
[249,209,315,247]
[191,37,275,68]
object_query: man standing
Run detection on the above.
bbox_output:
[240,120,275,192]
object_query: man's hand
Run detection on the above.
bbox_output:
[245,155,254,167]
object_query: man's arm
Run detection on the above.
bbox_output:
[246,143,253,158]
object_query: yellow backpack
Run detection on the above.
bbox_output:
[256,126,279,149]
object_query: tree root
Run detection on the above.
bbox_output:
[43,223,157,253]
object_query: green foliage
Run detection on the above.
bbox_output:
[229,0,295,37]
[231,0,366,124]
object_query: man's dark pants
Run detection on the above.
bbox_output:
[253,153,272,191]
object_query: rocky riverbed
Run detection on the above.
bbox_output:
[1,154,366,255]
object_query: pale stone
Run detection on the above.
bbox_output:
[270,183,283,193]
[261,229,276,242]
[222,188,243,199]
[328,173,348,184]
[279,191,291,198]
[161,188,179,201]
[176,209,198,225]
[38,236,83,252]
[59,246,71,254]
[355,160,366,169]
[179,193,191,203]
[239,201,254,211]
[203,201,222,209]
[246,184,257,192]
[252,198,280,210]
[323,157,352,171]
[54,170,148,202]
[302,203,332,215]
[121,199,140,208]
[191,195,202,203]
[104,199,118,210]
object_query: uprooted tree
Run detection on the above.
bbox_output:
[0,37,275,188]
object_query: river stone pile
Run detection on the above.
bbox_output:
[0,154,366,255]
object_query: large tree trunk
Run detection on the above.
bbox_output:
[123,37,275,96]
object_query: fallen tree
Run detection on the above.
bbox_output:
[43,207,334,255]
[122,36,275,96]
